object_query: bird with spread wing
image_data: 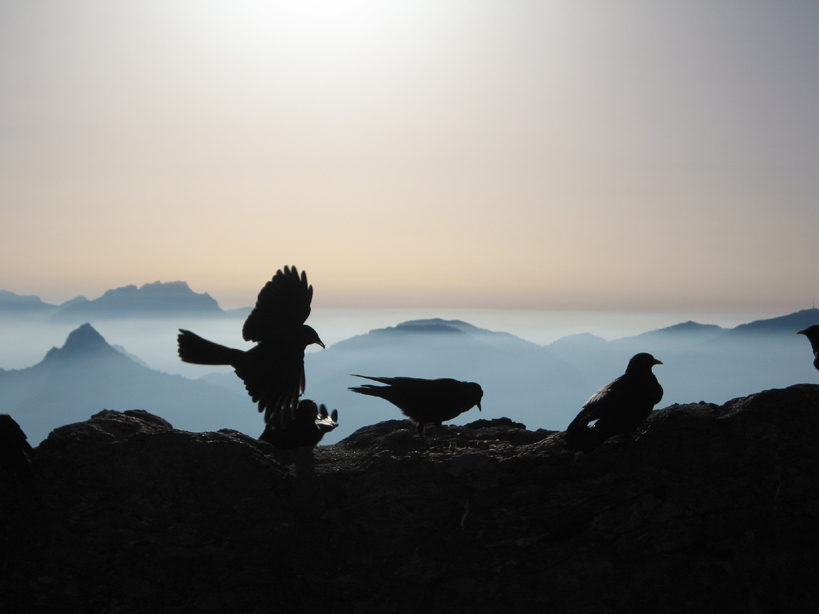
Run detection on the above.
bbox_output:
[177,266,324,427]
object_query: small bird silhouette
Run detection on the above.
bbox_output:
[564,353,663,454]
[349,375,483,445]
[259,399,339,450]
[0,414,35,484]
[178,266,324,427]
[797,326,819,371]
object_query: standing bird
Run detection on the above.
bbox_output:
[0,413,35,484]
[564,353,663,454]
[797,325,819,371]
[178,266,324,427]
[259,399,339,450]
[349,375,483,445]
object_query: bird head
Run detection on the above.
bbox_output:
[301,325,325,349]
[626,353,663,372]
[467,382,484,411]
[798,326,819,344]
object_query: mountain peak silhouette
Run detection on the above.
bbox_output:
[64,322,108,348]
[723,308,819,337]
[51,281,222,321]
[42,323,121,363]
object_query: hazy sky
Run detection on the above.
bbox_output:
[1,1,817,312]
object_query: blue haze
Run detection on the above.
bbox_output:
[0,284,816,446]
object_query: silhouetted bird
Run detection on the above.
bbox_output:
[564,353,663,454]
[259,399,339,450]
[797,326,819,371]
[178,266,324,427]
[349,375,483,445]
[0,414,35,484]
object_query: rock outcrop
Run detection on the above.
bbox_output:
[2,385,818,613]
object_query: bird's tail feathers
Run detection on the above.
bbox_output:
[351,374,396,385]
[351,374,375,381]
[177,329,243,366]
[348,384,388,399]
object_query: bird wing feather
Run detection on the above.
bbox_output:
[574,379,623,424]
[242,266,313,342]
[234,344,305,426]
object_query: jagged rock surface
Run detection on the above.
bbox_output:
[2,385,819,613]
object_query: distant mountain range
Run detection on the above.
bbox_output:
[2,282,817,446]
[299,318,589,440]
[321,311,816,442]
[3,282,815,338]
[0,323,258,445]
[0,289,59,313]
[545,308,819,418]
[0,282,247,321]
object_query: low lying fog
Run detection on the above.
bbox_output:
[1,310,814,446]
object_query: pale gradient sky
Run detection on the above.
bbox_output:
[1,1,817,312]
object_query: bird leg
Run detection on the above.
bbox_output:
[430,423,458,440]
[415,422,460,450]
[414,422,431,450]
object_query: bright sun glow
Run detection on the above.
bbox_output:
[0,1,816,311]
[197,0,426,50]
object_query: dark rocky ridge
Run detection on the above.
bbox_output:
[2,385,819,613]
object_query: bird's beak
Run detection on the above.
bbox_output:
[478,402,482,412]
[316,340,326,349]
[654,359,663,365]
[798,329,807,336]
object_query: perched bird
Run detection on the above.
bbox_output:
[349,375,483,445]
[178,266,324,427]
[797,325,819,371]
[564,353,663,454]
[0,414,35,484]
[259,399,339,450]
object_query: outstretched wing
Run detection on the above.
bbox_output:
[235,343,306,427]
[242,266,313,343]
